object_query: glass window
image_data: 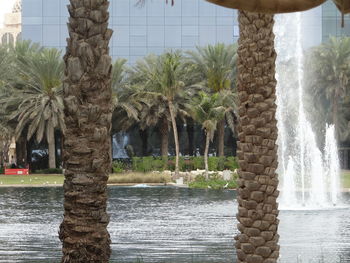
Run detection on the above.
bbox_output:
[148,26,165,47]
[165,26,182,47]
[114,26,130,47]
[23,0,43,17]
[165,16,181,26]
[216,26,234,44]
[182,26,198,36]
[183,0,198,17]
[199,1,215,16]
[22,25,43,44]
[43,25,60,46]
[199,16,216,26]
[165,1,181,16]
[130,26,147,36]
[182,17,198,26]
[148,17,165,26]
[43,1,59,17]
[115,0,130,17]
[182,36,199,47]
[130,35,147,47]
[199,25,216,45]
[217,17,233,26]
[130,47,148,56]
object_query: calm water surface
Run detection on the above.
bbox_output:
[0,186,349,263]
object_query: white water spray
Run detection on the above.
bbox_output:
[275,13,340,209]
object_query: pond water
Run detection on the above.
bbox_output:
[0,186,349,263]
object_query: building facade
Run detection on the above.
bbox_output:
[0,0,22,46]
[22,0,238,63]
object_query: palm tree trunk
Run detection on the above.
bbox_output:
[168,100,180,177]
[59,1,113,262]
[186,118,194,156]
[160,116,169,158]
[235,11,280,263]
[204,131,210,179]
[217,119,225,157]
[139,129,148,156]
[48,135,56,169]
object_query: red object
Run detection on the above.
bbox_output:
[4,169,29,175]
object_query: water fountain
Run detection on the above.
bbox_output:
[112,132,129,159]
[275,13,340,209]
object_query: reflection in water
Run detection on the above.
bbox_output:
[0,187,349,262]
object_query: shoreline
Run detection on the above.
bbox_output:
[0,183,349,192]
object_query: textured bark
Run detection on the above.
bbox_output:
[48,135,56,169]
[205,0,325,13]
[168,100,180,177]
[59,1,113,262]
[217,119,225,157]
[139,129,148,156]
[160,116,169,158]
[186,118,194,156]
[16,137,27,167]
[204,132,210,179]
[235,11,280,263]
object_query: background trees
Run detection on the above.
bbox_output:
[0,42,64,169]
[305,36,350,142]
[186,43,237,157]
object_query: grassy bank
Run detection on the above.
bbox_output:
[1,170,350,188]
[0,174,64,186]
[0,172,172,186]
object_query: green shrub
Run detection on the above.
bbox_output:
[0,166,4,174]
[189,172,237,190]
[34,168,63,174]
[132,157,143,172]
[142,156,153,172]
[112,161,125,173]
[183,158,194,171]
[152,158,165,172]
[208,157,219,171]
[192,156,204,170]
[218,156,226,171]
[225,156,239,170]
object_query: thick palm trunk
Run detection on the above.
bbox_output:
[235,11,280,263]
[217,119,225,157]
[168,100,180,177]
[160,116,169,158]
[48,136,56,169]
[59,1,113,262]
[204,131,210,179]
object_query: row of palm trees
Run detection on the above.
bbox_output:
[112,45,237,176]
[0,41,238,175]
[1,37,350,172]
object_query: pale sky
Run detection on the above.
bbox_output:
[0,0,16,28]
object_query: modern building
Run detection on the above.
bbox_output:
[22,0,239,63]
[0,0,22,45]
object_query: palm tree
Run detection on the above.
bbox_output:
[186,43,237,156]
[204,1,341,262]
[129,52,190,176]
[111,58,141,132]
[1,47,64,169]
[190,92,224,177]
[306,37,350,141]
[59,0,113,261]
